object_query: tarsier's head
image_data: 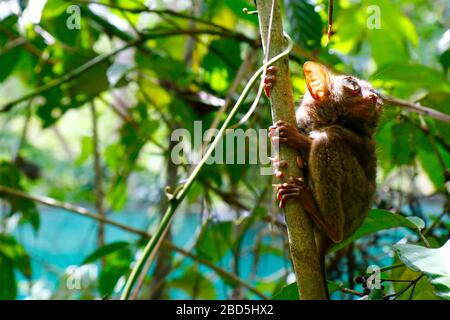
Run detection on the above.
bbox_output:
[299,62,383,136]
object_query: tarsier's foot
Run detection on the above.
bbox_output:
[264,66,278,97]
[276,176,306,208]
[269,156,288,179]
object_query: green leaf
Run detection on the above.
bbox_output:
[284,0,323,50]
[0,256,17,300]
[201,38,242,91]
[366,0,418,65]
[195,221,233,263]
[416,129,446,189]
[391,262,439,300]
[99,263,129,298]
[394,240,450,299]
[169,266,217,299]
[368,288,384,300]
[0,161,40,230]
[0,234,31,278]
[330,209,424,252]
[272,282,299,300]
[390,121,416,166]
[223,0,258,24]
[42,0,68,17]
[98,246,132,297]
[75,136,93,166]
[82,241,130,265]
[107,178,128,211]
[0,16,21,82]
[107,62,135,87]
[440,50,450,73]
[419,92,450,140]
[375,64,448,92]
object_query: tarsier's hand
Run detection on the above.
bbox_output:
[269,120,311,152]
[276,176,306,208]
[263,66,278,97]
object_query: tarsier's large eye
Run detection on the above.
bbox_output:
[342,77,361,95]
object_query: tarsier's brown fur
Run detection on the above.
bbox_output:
[269,62,383,293]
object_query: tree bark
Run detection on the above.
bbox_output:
[255,0,327,299]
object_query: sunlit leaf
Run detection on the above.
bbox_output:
[394,240,450,299]
[82,242,130,265]
[330,209,424,252]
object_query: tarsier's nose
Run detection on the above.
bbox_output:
[367,92,378,102]
[366,89,382,105]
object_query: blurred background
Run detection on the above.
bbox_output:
[0,0,449,300]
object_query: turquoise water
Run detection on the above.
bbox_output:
[13,206,286,299]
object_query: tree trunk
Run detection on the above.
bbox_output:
[255,0,327,300]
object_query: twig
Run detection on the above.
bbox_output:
[382,94,450,124]
[0,28,257,113]
[90,102,106,251]
[340,287,364,297]
[388,274,424,300]
[73,0,239,33]
[326,0,334,45]
[423,210,448,236]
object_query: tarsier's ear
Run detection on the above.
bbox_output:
[303,62,331,101]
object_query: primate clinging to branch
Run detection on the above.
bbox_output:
[267,62,383,284]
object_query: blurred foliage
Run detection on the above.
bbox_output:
[0,0,449,300]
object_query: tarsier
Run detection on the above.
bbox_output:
[266,62,383,290]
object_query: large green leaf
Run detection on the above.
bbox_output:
[416,129,446,189]
[366,0,418,66]
[390,121,416,166]
[195,221,233,263]
[0,15,21,82]
[420,92,450,141]
[169,266,217,299]
[98,246,132,297]
[391,263,439,300]
[330,209,424,252]
[394,240,450,299]
[0,161,40,230]
[284,0,323,50]
[271,282,298,300]
[0,234,32,279]
[0,256,17,300]
[82,242,130,265]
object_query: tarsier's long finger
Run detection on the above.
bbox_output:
[268,126,277,137]
[269,156,288,168]
[279,192,301,208]
[264,67,278,97]
[277,187,302,198]
[275,170,284,179]
[264,83,273,98]
[264,75,276,84]
[266,66,278,74]
[271,136,288,143]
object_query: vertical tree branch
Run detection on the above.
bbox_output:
[90,102,106,254]
[255,0,327,299]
